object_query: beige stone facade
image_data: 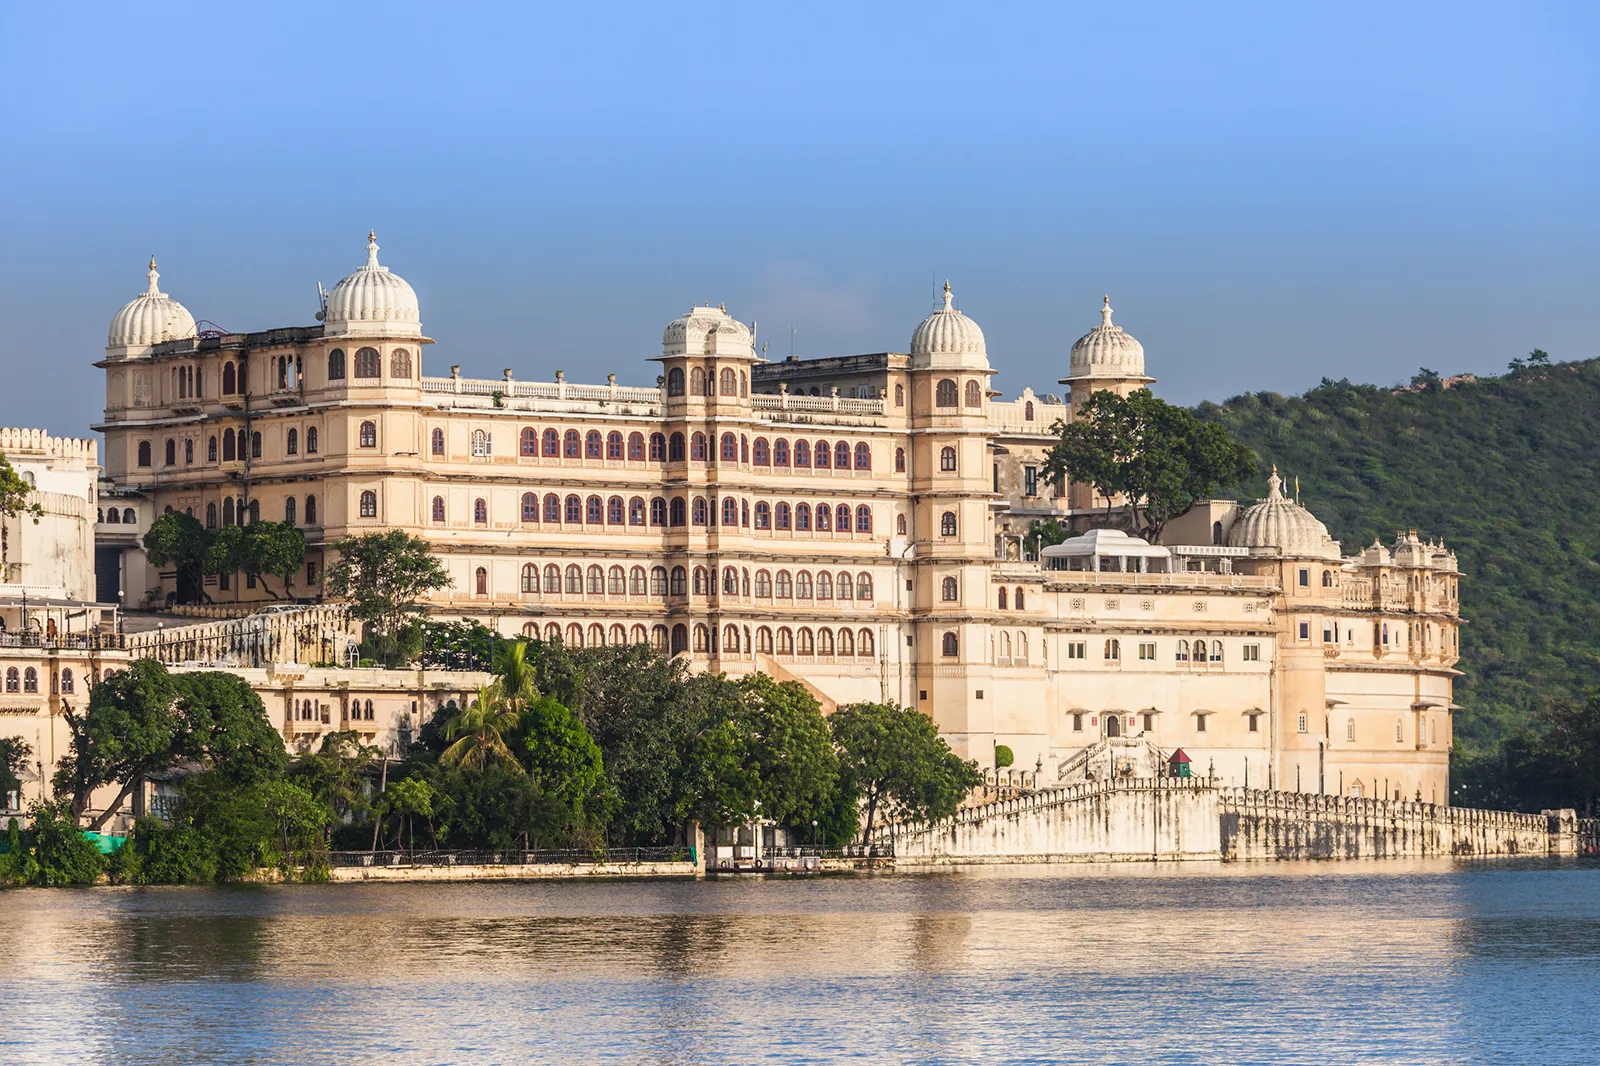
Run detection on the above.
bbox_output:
[92,243,1459,802]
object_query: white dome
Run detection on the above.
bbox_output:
[662,304,754,358]
[1067,296,1146,381]
[911,282,987,368]
[1227,469,1341,558]
[108,258,196,350]
[322,232,421,338]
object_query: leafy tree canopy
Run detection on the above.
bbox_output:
[325,531,451,655]
[829,702,982,843]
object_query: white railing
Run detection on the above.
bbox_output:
[751,394,885,415]
[1044,570,1277,590]
[422,377,664,405]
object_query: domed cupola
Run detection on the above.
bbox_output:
[1227,468,1341,559]
[321,231,421,338]
[910,282,988,369]
[661,304,754,359]
[107,258,196,352]
[1065,296,1149,382]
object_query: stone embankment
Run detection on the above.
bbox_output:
[884,780,1588,865]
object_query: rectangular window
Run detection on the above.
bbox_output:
[1142,712,1154,732]
[1243,644,1260,662]
[1248,715,1259,733]
[1067,641,1086,660]
[1072,713,1083,732]
[1298,621,1310,640]
[1297,714,1308,734]
[1023,466,1038,496]
[919,690,928,701]
[1298,568,1310,587]
[1138,642,1156,661]
[1196,715,1207,733]
[1324,625,1333,643]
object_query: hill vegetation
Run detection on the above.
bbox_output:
[1197,356,1600,806]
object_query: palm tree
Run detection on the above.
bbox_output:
[493,639,539,713]
[440,686,524,772]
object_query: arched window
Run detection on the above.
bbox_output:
[544,564,561,593]
[692,497,708,525]
[754,501,771,529]
[3,669,15,693]
[795,503,811,531]
[794,440,810,467]
[857,573,873,600]
[649,497,667,525]
[628,432,645,460]
[691,433,707,461]
[942,632,959,657]
[208,436,218,462]
[757,627,774,653]
[564,429,581,458]
[223,360,238,393]
[940,446,957,472]
[565,495,582,523]
[998,587,1009,610]
[777,628,795,655]
[607,496,624,524]
[520,428,537,456]
[474,498,487,524]
[1212,520,1223,545]
[815,441,831,469]
[471,429,490,457]
[816,571,832,599]
[721,433,738,461]
[584,430,602,459]
[1212,640,1224,662]
[306,427,318,454]
[798,629,815,655]
[205,502,217,529]
[667,367,685,396]
[1176,640,1190,662]
[894,383,905,407]
[775,502,791,530]
[818,628,834,656]
[1347,718,1356,742]
[429,497,446,524]
[519,564,538,594]
[543,429,560,457]
[838,629,853,656]
[965,380,982,407]
[354,348,381,378]
[629,496,646,525]
[830,503,847,532]
[753,438,770,465]
[60,669,73,694]
[896,514,907,536]
[584,495,602,524]
[722,498,738,526]
[835,441,851,469]
[692,567,708,596]
[137,440,152,467]
[940,511,957,536]
[649,433,666,461]
[722,566,739,596]
[855,442,871,470]
[305,495,317,524]
[1014,587,1025,610]
[670,566,687,596]
[285,496,296,524]
[652,625,669,651]
[326,350,344,380]
[936,379,958,407]
[360,421,377,448]
[669,497,686,526]
[390,349,411,378]
[221,432,235,462]
[22,668,36,694]
[858,629,874,656]
[942,576,958,601]
[776,570,793,598]
[1193,638,1208,663]
[164,439,176,466]
[651,566,668,596]
[566,565,583,593]
[520,493,538,522]
[793,570,811,599]
[222,497,235,526]
[690,367,707,396]
[1322,570,1335,587]
[668,432,685,462]
[816,505,831,532]
[1025,400,1035,420]
[692,624,709,653]
[774,439,790,466]
[251,431,262,458]
[629,566,646,594]
[544,493,561,522]
[755,570,773,597]
[586,566,604,595]
[286,428,298,456]
[360,490,377,517]
[720,367,737,395]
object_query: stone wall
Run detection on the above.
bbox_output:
[1218,788,1551,860]
[886,778,1221,864]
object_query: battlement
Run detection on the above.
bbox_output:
[0,429,97,464]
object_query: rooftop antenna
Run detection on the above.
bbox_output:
[790,325,796,360]
[315,282,329,321]
[751,319,759,358]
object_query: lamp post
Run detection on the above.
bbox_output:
[157,621,165,662]
[811,819,818,848]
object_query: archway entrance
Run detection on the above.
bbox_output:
[1105,715,1121,738]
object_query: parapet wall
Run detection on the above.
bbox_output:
[0,428,96,463]
[1219,788,1552,860]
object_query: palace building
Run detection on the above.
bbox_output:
[93,236,1462,802]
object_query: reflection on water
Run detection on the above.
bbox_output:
[0,859,1594,1065]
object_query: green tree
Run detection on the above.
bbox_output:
[422,620,506,671]
[0,736,33,803]
[520,696,605,819]
[172,671,288,785]
[830,702,982,843]
[441,686,524,772]
[0,453,41,522]
[325,531,451,664]
[1043,388,1256,542]
[56,659,182,828]
[26,803,104,885]
[143,510,212,604]
[240,521,307,599]
[736,674,840,829]
[374,776,436,851]
[290,731,380,823]
[994,744,1015,769]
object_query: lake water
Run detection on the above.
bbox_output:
[0,859,1595,1065]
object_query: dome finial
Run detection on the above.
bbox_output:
[941,280,953,312]
[145,256,161,295]
[1266,466,1283,500]
[1100,295,1114,328]
[365,230,380,268]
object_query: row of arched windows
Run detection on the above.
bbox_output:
[435,492,878,535]
[496,562,875,602]
[99,507,137,524]
[139,425,323,469]
[1176,639,1226,663]
[665,366,749,398]
[934,378,984,408]
[992,630,1030,663]
[326,347,411,382]
[995,586,1028,610]
[430,426,879,473]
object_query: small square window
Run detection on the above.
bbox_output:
[975,690,983,700]
[1298,622,1310,640]
[919,690,928,701]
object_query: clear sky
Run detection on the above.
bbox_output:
[0,2,1594,437]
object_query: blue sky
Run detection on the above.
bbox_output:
[0,2,1594,436]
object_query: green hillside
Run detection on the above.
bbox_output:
[1196,359,1600,772]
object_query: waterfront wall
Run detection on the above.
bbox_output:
[1218,788,1554,860]
[321,860,698,883]
[887,778,1221,864]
